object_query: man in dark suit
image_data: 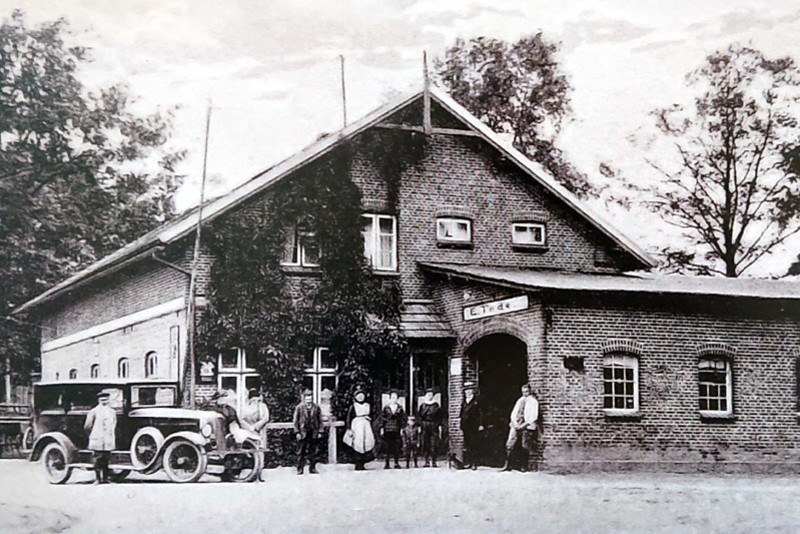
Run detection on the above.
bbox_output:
[293,389,323,474]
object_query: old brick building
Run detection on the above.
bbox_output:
[15,86,800,472]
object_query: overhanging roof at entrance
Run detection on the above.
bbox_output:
[420,262,800,300]
[400,300,454,339]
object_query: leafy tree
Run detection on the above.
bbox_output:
[0,11,184,394]
[636,45,800,277]
[434,34,593,196]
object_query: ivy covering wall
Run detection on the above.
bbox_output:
[198,133,426,421]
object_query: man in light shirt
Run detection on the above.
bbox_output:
[500,383,538,472]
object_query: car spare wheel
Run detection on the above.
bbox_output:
[162,440,207,483]
[41,442,72,485]
[130,428,164,470]
[221,441,264,483]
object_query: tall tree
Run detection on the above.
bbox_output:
[434,34,593,196]
[0,11,184,392]
[639,45,800,277]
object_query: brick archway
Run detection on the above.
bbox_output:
[461,317,532,351]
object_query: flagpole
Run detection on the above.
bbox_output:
[187,101,211,409]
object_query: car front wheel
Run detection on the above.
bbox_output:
[41,442,72,485]
[162,440,207,483]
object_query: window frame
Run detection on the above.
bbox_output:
[511,221,547,248]
[698,356,733,417]
[68,369,78,380]
[362,213,397,272]
[436,217,472,247]
[145,351,158,378]
[281,222,321,268]
[217,348,260,414]
[90,364,100,379]
[304,347,338,421]
[117,358,129,379]
[602,353,639,416]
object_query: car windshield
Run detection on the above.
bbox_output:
[131,385,177,407]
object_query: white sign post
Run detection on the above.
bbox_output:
[463,295,529,321]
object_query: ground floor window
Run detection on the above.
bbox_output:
[218,348,260,413]
[698,358,732,415]
[603,353,639,414]
[303,347,337,421]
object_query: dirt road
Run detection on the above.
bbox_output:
[3,459,800,533]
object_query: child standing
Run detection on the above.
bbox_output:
[401,415,422,468]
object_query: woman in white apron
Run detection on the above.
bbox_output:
[345,387,375,470]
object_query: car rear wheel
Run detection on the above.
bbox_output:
[221,441,263,483]
[41,443,72,485]
[162,440,207,483]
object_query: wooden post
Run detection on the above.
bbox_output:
[186,102,212,409]
[423,51,432,135]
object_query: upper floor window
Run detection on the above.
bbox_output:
[699,357,732,416]
[436,217,472,247]
[69,369,77,380]
[603,353,639,414]
[511,221,546,248]
[118,358,129,379]
[90,364,100,379]
[282,222,320,267]
[362,214,397,271]
[145,351,158,378]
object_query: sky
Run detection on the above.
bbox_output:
[7,0,800,276]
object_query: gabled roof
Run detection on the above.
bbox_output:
[14,86,655,314]
[420,262,800,300]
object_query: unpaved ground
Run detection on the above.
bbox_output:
[3,459,800,533]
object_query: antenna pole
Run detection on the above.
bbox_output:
[423,51,432,134]
[186,101,211,409]
[340,55,348,128]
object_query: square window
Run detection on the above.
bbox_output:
[512,222,546,247]
[436,217,472,245]
[282,223,321,268]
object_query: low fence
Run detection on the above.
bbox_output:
[0,403,32,459]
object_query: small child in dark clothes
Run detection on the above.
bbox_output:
[401,415,422,468]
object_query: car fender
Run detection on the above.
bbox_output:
[130,427,166,471]
[28,432,77,463]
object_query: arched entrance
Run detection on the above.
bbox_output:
[467,333,527,467]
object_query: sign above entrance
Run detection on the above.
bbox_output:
[463,295,529,321]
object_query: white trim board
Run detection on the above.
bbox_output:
[42,298,186,353]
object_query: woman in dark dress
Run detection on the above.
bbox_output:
[380,391,406,469]
[418,388,443,467]
[460,381,483,470]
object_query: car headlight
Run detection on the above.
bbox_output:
[201,423,213,438]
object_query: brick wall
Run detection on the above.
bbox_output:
[429,273,800,472]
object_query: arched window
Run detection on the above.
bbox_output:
[90,364,100,379]
[69,369,77,380]
[145,352,158,378]
[118,358,129,379]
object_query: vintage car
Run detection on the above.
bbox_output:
[28,380,263,484]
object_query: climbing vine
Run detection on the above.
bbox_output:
[197,132,425,421]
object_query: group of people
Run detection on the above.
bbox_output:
[82,380,538,483]
[342,387,444,470]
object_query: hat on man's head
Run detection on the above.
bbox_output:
[209,389,228,401]
[96,390,110,399]
[463,381,477,391]
[302,388,313,397]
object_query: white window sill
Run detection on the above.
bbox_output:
[370,269,400,277]
[699,411,735,421]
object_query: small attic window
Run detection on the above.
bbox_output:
[436,217,472,248]
[511,221,546,249]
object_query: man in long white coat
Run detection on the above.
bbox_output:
[84,390,117,484]
[500,383,538,472]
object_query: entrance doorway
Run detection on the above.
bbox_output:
[467,334,527,466]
